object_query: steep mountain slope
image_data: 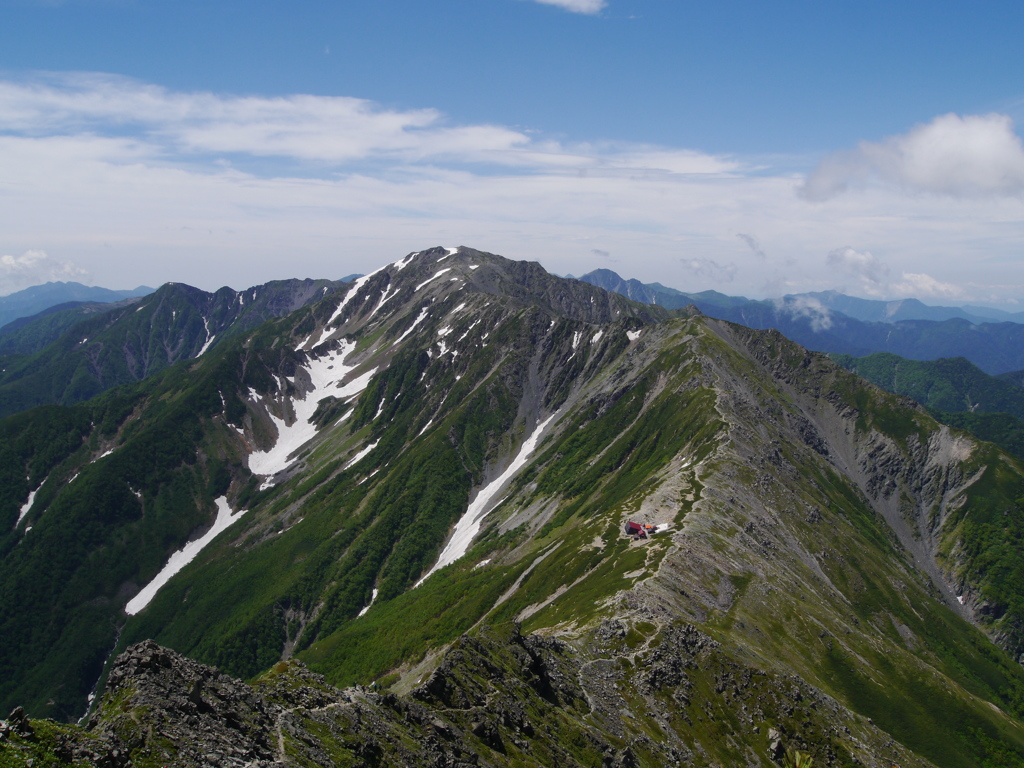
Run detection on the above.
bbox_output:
[832,352,1024,458]
[3,247,1024,767]
[0,281,154,328]
[832,353,1024,418]
[0,278,341,418]
[0,298,145,355]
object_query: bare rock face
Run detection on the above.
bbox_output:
[89,639,278,767]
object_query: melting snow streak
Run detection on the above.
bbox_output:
[125,497,245,615]
[417,413,558,585]
[15,489,36,529]
[415,268,452,291]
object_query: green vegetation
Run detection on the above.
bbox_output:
[784,748,814,768]
[833,351,1024,458]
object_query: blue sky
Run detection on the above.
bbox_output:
[2,0,1024,306]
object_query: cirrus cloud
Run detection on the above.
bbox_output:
[529,0,606,14]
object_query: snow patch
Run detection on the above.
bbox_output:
[338,367,378,400]
[92,448,115,463]
[393,252,418,271]
[346,440,380,470]
[367,283,400,320]
[469,265,479,270]
[591,330,604,345]
[248,340,371,477]
[415,268,452,292]
[572,331,582,350]
[957,595,965,605]
[328,266,385,326]
[310,324,335,349]
[358,588,379,617]
[197,317,217,356]
[396,306,430,344]
[444,247,459,256]
[417,412,558,585]
[15,489,37,529]
[627,330,642,341]
[126,497,245,615]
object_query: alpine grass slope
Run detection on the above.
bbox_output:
[3,247,1024,767]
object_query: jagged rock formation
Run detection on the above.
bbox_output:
[2,632,928,768]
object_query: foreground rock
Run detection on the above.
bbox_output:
[1,627,927,767]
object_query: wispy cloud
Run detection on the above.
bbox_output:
[826,246,889,287]
[0,73,737,176]
[772,296,833,332]
[890,272,963,299]
[736,232,766,260]
[1,73,1023,304]
[0,250,90,296]
[679,257,736,283]
[800,113,1024,201]
[529,0,606,15]
[824,247,961,300]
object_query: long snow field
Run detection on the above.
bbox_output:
[417,412,558,585]
[125,496,245,615]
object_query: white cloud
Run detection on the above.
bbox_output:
[890,272,963,299]
[826,246,889,286]
[679,257,737,283]
[0,73,741,176]
[0,250,90,296]
[800,113,1024,201]
[773,296,833,332]
[1,75,1023,305]
[530,0,606,14]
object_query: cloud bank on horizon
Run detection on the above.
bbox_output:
[1,73,1023,306]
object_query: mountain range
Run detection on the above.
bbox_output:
[579,268,1024,375]
[577,268,1024,325]
[0,281,154,330]
[0,278,342,419]
[2,248,1024,768]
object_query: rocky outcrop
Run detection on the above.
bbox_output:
[0,624,920,768]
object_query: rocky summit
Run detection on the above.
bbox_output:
[3,247,1024,767]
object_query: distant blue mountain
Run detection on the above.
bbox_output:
[577,268,1024,374]
[0,281,154,329]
